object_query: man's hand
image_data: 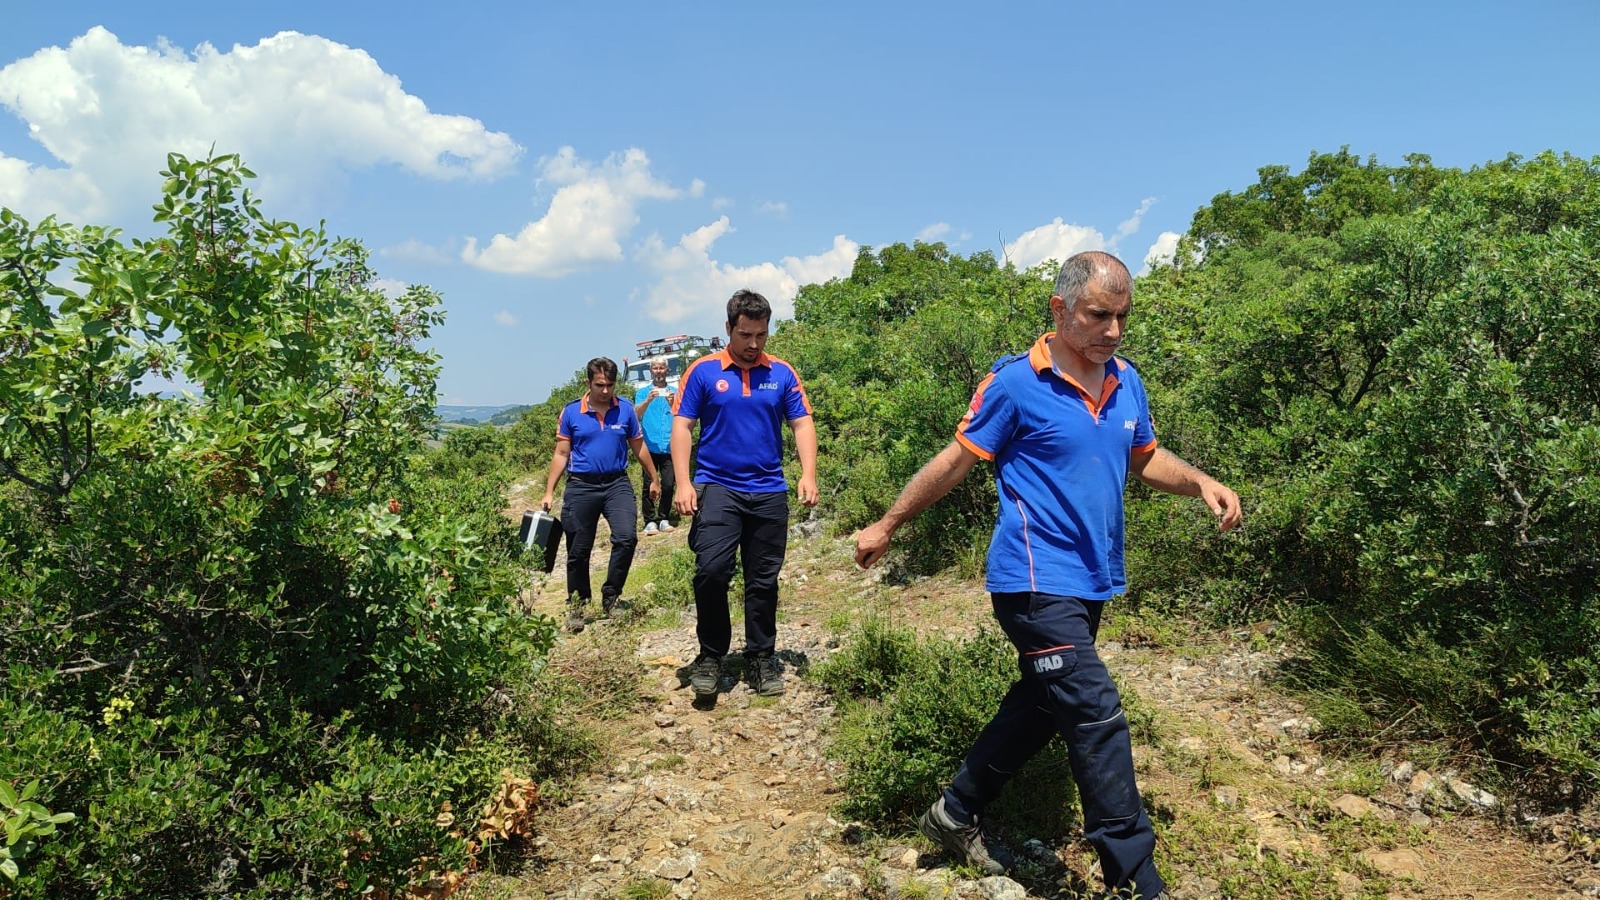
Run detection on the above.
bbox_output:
[648,480,662,504]
[797,474,819,508]
[1201,480,1243,532]
[540,492,554,513]
[674,482,698,517]
[854,520,894,568]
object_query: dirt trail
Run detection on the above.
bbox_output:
[481,508,1594,899]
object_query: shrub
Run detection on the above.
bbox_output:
[0,153,568,896]
[818,620,1077,837]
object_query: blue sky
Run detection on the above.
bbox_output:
[3,2,1597,406]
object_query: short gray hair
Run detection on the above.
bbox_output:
[1052,251,1132,313]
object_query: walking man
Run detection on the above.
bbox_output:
[542,358,660,633]
[673,290,819,697]
[854,251,1241,899]
[634,358,678,534]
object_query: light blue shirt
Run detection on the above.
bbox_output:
[634,383,675,454]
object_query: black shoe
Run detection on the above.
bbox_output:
[689,652,721,698]
[918,797,1013,875]
[601,593,619,617]
[748,653,784,696]
[564,608,585,634]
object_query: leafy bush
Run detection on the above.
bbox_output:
[775,242,1051,575]
[1139,149,1600,791]
[817,618,1077,836]
[0,153,569,896]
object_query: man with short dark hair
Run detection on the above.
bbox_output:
[673,290,819,697]
[854,251,1239,900]
[542,357,660,633]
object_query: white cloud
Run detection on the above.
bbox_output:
[916,222,951,242]
[711,196,734,211]
[1112,197,1157,247]
[1006,198,1162,272]
[493,310,519,326]
[371,277,409,298]
[461,146,690,276]
[1141,231,1182,274]
[1003,218,1107,271]
[635,216,858,323]
[757,200,787,217]
[379,238,458,266]
[0,27,521,221]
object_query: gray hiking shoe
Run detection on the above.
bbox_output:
[918,797,1014,875]
[689,652,721,698]
[564,607,585,634]
[748,653,784,696]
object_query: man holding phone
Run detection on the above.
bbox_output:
[634,358,678,533]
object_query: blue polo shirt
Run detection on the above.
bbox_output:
[556,396,642,476]
[634,383,674,455]
[955,333,1158,599]
[675,350,812,493]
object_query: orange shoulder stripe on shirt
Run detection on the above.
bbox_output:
[764,354,814,417]
[675,354,727,415]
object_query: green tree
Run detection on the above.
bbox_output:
[1,153,556,897]
[777,242,1052,573]
[1138,150,1600,788]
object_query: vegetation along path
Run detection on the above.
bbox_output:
[469,499,1596,899]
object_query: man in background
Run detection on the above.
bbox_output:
[634,358,678,534]
[542,358,660,633]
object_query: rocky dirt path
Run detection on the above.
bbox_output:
[477,510,1597,899]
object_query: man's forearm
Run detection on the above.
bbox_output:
[792,417,819,480]
[670,419,694,484]
[1134,447,1214,496]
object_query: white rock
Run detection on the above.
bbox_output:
[977,875,1029,900]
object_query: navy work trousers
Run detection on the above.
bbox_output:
[560,473,638,606]
[639,451,677,526]
[688,483,788,659]
[944,592,1164,900]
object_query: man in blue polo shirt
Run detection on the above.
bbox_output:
[541,357,660,634]
[672,290,818,698]
[853,252,1240,900]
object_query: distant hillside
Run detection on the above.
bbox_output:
[435,404,519,424]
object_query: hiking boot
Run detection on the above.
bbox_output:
[689,652,721,698]
[918,796,1014,875]
[748,653,784,696]
[644,521,658,534]
[601,593,620,617]
[564,607,586,634]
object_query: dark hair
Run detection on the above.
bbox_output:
[1052,251,1132,313]
[726,289,772,328]
[585,357,618,382]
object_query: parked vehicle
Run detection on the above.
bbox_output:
[622,334,719,395]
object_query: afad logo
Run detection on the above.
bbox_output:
[1031,654,1064,674]
[715,379,730,393]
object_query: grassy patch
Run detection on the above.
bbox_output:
[618,876,672,899]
